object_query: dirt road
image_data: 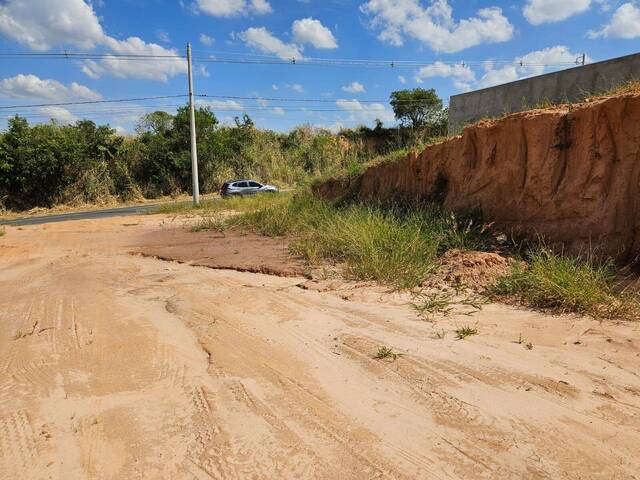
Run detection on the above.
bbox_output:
[1,216,639,479]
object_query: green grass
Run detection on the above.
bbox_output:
[411,291,455,318]
[222,192,491,288]
[166,190,639,321]
[156,193,289,216]
[190,216,228,232]
[455,325,478,340]
[491,248,640,320]
[374,346,400,361]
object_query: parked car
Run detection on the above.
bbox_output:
[220,179,278,197]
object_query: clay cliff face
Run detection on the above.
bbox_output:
[314,93,640,261]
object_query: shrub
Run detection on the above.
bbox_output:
[491,248,640,319]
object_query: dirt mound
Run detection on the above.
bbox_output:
[314,92,640,262]
[427,249,514,290]
[136,227,307,277]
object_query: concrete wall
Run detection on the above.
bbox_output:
[449,52,640,133]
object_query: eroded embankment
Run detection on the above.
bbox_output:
[314,93,640,261]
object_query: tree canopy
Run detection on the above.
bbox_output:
[389,88,444,129]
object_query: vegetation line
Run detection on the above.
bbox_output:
[173,191,640,321]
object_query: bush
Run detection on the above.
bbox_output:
[491,248,640,319]
[0,105,447,211]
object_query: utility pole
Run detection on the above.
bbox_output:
[186,42,200,205]
[581,53,586,66]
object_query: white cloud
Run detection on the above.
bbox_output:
[588,3,640,38]
[89,36,186,82]
[415,61,475,83]
[271,84,279,90]
[37,106,78,124]
[286,83,304,93]
[195,0,272,17]
[477,45,588,89]
[198,65,211,77]
[239,27,303,60]
[250,0,273,14]
[523,0,591,25]
[342,81,366,93]
[0,74,101,101]
[360,0,514,53]
[199,99,244,111]
[398,75,407,84]
[199,33,215,46]
[0,0,105,51]
[0,0,185,82]
[80,60,104,80]
[292,18,338,49]
[270,107,285,115]
[336,98,395,124]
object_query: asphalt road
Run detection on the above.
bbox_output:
[0,203,163,226]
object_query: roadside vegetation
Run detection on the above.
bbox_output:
[0,88,447,212]
[208,192,493,288]
[490,248,640,320]
[169,189,640,321]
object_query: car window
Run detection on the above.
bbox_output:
[235,182,248,188]
[248,182,261,187]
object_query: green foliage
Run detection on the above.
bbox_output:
[0,102,450,211]
[374,346,400,361]
[390,88,447,133]
[455,325,478,340]
[220,192,491,289]
[411,290,488,320]
[491,248,640,320]
[0,116,122,209]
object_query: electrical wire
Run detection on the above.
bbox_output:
[0,95,188,110]
[0,51,587,68]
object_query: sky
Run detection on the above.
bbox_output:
[0,0,638,133]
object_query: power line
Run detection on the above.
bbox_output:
[0,52,184,60]
[0,51,586,69]
[0,95,188,110]
[0,93,448,111]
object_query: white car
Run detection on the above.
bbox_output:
[220,179,278,197]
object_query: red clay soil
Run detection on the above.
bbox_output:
[314,92,640,261]
[135,227,307,277]
[425,249,515,291]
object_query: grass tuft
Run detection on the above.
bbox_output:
[490,248,640,320]
[374,346,400,361]
[455,325,478,340]
[191,216,228,232]
[411,291,455,318]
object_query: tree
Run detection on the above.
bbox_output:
[389,88,444,129]
[137,111,173,135]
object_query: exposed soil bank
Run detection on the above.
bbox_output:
[314,93,640,261]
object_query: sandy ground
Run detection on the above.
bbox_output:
[0,216,639,479]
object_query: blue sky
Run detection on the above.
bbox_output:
[0,0,638,132]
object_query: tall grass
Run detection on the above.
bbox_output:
[224,192,491,288]
[491,248,640,320]
[167,192,639,320]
